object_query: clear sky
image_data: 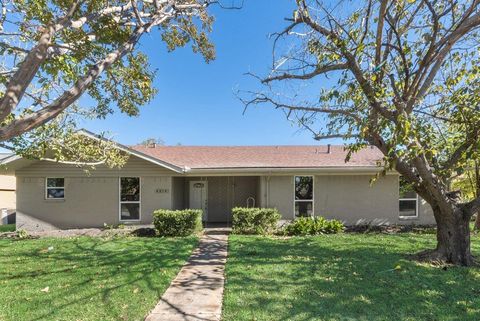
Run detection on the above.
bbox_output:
[80,0,333,146]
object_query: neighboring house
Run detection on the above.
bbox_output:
[0,130,435,231]
[0,153,16,224]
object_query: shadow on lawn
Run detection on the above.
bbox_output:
[223,235,480,321]
[0,237,197,321]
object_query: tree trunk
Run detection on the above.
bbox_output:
[425,207,475,266]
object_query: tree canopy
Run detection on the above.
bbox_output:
[243,0,480,265]
[0,0,216,166]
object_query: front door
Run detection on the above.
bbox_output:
[189,181,208,221]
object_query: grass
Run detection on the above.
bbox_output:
[0,236,197,321]
[223,233,480,321]
[0,224,15,232]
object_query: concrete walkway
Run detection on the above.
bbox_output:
[145,228,229,321]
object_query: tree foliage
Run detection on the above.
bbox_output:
[139,137,165,146]
[0,0,216,165]
[244,0,480,265]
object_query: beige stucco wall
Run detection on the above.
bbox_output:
[265,176,294,219]
[417,198,435,225]
[316,174,394,225]
[263,174,435,225]
[0,174,16,210]
[16,156,174,231]
[0,190,16,210]
[0,174,15,190]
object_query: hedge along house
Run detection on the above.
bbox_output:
[0,130,435,231]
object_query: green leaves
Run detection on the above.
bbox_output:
[0,0,215,164]
[161,16,215,63]
[93,52,157,117]
[8,115,129,170]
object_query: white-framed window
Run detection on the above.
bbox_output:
[45,177,65,199]
[119,177,141,221]
[294,176,314,217]
[399,176,418,219]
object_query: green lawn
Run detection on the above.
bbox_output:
[0,236,197,321]
[223,233,480,321]
[0,224,15,232]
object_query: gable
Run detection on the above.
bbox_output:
[0,130,185,174]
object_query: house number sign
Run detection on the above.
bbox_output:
[155,188,169,194]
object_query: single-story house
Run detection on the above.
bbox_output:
[0,130,435,231]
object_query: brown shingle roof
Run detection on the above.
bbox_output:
[130,145,382,170]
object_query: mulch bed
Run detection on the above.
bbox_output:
[0,225,157,239]
[345,224,437,234]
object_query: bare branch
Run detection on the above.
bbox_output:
[241,93,361,122]
[262,63,348,84]
[296,10,397,122]
[314,134,356,141]
[410,5,480,107]
[375,0,388,67]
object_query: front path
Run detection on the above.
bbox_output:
[145,229,229,321]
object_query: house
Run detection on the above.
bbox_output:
[0,153,16,224]
[0,130,435,231]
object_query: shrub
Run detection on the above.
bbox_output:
[285,217,344,236]
[153,209,203,237]
[16,229,29,239]
[232,207,281,235]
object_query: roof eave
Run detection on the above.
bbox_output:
[0,155,36,173]
[0,154,22,165]
[0,130,186,174]
[184,166,395,175]
[77,129,185,173]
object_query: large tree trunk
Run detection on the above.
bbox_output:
[420,206,475,266]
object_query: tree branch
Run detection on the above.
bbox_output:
[314,134,357,141]
[441,131,479,171]
[0,1,213,141]
[375,0,388,67]
[410,6,480,108]
[0,22,149,140]
[262,63,348,83]
[296,10,397,122]
[0,0,84,122]
[242,94,361,122]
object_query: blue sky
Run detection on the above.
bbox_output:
[80,0,334,146]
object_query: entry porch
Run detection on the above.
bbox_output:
[171,176,261,224]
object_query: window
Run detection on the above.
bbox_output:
[120,177,141,221]
[294,176,314,217]
[46,178,65,199]
[399,176,418,218]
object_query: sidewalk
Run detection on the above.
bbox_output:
[145,229,229,321]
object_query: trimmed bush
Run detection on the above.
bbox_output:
[232,207,281,235]
[285,216,344,236]
[153,209,203,237]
